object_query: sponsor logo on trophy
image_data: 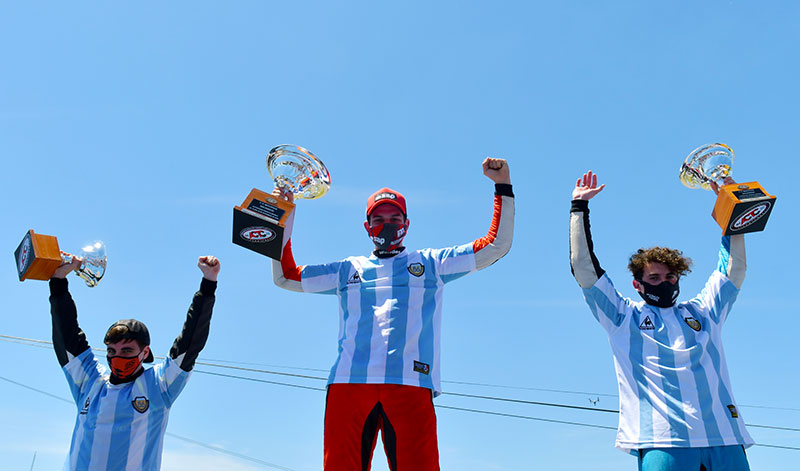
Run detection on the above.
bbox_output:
[14,230,107,287]
[680,143,776,235]
[233,144,331,259]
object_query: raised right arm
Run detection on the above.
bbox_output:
[569,199,606,288]
[49,262,91,367]
[569,171,606,288]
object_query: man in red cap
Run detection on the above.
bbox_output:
[273,158,514,471]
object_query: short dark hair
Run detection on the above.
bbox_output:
[628,246,692,280]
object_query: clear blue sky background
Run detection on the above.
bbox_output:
[2,2,798,470]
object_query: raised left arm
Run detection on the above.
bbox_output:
[474,158,514,269]
[169,256,218,371]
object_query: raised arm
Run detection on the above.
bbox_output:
[708,180,746,289]
[169,256,219,372]
[473,158,515,269]
[49,257,91,367]
[569,171,607,288]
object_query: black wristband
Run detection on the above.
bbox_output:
[571,199,589,212]
[494,183,514,197]
[200,277,217,295]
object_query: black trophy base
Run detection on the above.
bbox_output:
[232,208,285,260]
[723,197,776,235]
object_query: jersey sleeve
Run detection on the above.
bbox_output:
[169,277,216,372]
[272,239,342,294]
[569,199,632,331]
[49,278,92,367]
[62,348,105,405]
[154,356,192,408]
[433,184,515,282]
[472,183,514,270]
[688,235,745,326]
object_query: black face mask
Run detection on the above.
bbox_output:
[637,280,680,308]
[368,223,406,252]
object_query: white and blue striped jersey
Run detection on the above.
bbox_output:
[274,189,514,396]
[62,350,191,471]
[49,277,216,471]
[570,199,754,453]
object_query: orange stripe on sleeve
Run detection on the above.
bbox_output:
[280,239,303,282]
[472,195,502,253]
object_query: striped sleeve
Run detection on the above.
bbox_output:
[472,183,514,270]
[272,239,342,294]
[62,349,104,405]
[569,199,633,331]
[155,356,192,408]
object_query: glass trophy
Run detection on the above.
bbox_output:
[14,230,107,287]
[680,143,776,234]
[233,145,331,259]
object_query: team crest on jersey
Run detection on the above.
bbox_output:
[80,397,90,415]
[639,316,655,330]
[727,404,739,418]
[408,263,424,277]
[347,272,362,284]
[132,396,150,413]
[684,317,701,332]
[414,360,430,375]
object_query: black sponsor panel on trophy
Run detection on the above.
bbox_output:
[232,207,284,260]
[724,198,775,235]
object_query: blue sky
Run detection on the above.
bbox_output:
[1,2,798,470]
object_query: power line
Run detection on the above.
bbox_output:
[4,334,800,435]
[5,332,798,413]
[0,375,297,471]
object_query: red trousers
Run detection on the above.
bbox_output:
[324,383,440,471]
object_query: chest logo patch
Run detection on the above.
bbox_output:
[347,272,361,284]
[684,317,702,332]
[639,316,655,330]
[414,360,430,375]
[408,263,425,277]
[132,396,150,413]
[80,397,90,415]
[727,404,739,418]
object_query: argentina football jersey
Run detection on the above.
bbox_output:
[62,350,191,471]
[300,244,476,396]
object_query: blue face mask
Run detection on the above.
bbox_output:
[637,280,680,307]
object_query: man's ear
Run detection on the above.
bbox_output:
[142,345,151,359]
[364,221,370,233]
[632,279,643,294]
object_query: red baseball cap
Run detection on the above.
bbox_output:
[366,188,407,219]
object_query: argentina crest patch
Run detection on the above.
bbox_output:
[408,262,424,277]
[684,317,702,332]
[132,396,150,413]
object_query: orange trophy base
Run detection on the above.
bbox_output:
[232,188,295,260]
[712,181,776,235]
[15,230,63,281]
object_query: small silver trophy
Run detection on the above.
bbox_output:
[679,143,776,235]
[233,144,332,259]
[14,230,107,287]
[64,241,107,287]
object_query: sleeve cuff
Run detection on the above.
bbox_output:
[570,199,589,212]
[49,277,69,296]
[494,183,514,197]
[200,277,217,295]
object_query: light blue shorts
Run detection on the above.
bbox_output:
[638,445,750,471]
